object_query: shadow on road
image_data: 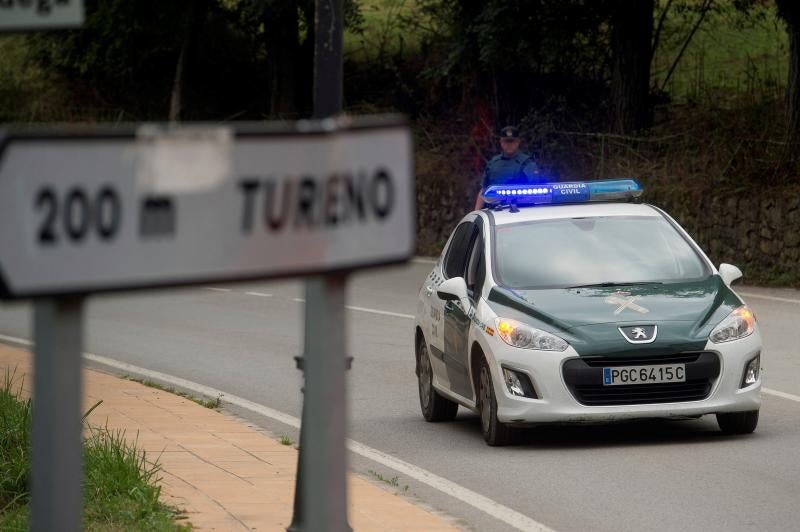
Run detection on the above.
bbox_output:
[440,412,757,450]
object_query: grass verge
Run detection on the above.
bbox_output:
[125,377,223,410]
[0,370,189,530]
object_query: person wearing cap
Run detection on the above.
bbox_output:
[474,126,539,210]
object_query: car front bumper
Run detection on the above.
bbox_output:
[488,332,762,425]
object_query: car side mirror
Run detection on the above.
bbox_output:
[437,277,468,302]
[719,263,743,286]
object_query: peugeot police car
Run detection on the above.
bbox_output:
[414,179,761,445]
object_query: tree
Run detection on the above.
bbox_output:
[235,0,363,117]
[170,0,210,121]
[776,0,800,137]
[410,0,611,122]
[26,0,266,119]
[609,0,655,133]
[26,0,361,119]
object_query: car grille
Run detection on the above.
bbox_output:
[562,352,720,407]
[579,353,701,367]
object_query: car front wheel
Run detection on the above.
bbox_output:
[417,340,458,422]
[478,359,513,446]
[716,410,759,435]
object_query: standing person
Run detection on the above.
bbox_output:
[474,126,540,210]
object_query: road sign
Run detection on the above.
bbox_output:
[0,0,84,31]
[0,117,414,299]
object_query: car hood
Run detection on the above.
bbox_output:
[486,276,743,357]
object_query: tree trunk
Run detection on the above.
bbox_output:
[169,41,187,122]
[789,25,800,137]
[609,0,654,134]
[263,1,300,117]
[168,0,209,122]
[297,0,316,116]
[777,0,800,138]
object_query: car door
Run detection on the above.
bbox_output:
[425,218,476,393]
[441,219,482,399]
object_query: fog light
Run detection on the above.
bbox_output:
[502,367,537,398]
[741,355,760,388]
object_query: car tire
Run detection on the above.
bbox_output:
[716,410,759,435]
[477,359,513,446]
[417,339,458,422]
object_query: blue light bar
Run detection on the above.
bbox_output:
[483,179,642,207]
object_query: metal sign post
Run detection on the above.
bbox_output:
[291,0,351,530]
[31,297,84,532]
[302,274,349,529]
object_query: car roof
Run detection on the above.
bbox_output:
[485,202,663,226]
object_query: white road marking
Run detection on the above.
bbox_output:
[763,387,800,403]
[0,332,553,532]
[738,292,800,305]
[412,257,437,265]
[290,296,413,320]
[245,291,273,297]
[205,287,232,292]
[345,305,414,320]
[346,440,554,532]
[0,334,31,346]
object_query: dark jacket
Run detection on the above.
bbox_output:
[482,151,539,189]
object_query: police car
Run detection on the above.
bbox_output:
[414,179,761,445]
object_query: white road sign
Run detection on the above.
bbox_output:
[0,117,414,299]
[1,0,84,31]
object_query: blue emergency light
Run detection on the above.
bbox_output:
[482,178,642,207]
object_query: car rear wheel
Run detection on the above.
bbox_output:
[417,340,458,422]
[478,359,513,446]
[716,410,759,435]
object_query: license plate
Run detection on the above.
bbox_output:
[602,364,686,386]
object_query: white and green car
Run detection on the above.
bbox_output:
[414,180,761,445]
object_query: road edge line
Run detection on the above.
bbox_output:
[738,292,800,305]
[763,387,800,403]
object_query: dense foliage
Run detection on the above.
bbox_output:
[13,0,783,127]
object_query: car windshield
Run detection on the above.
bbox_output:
[493,215,710,289]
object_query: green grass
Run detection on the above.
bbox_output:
[345,0,426,61]
[0,370,189,530]
[0,371,30,519]
[279,435,295,446]
[126,377,223,410]
[652,3,788,103]
[367,469,409,492]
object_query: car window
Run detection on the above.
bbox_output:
[493,215,710,289]
[444,222,476,279]
[465,222,486,299]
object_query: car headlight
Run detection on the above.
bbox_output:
[709,306,755,343]
[495,318,569,351]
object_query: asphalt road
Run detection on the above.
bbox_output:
[1,262,799,532]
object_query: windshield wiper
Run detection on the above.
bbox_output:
[567,281,664,289]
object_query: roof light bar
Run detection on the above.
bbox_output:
[483,178,642,207]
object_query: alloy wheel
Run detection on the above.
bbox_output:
[479,366,492,433]
[419,344,432,410]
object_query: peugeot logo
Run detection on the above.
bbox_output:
[619,325,657,344]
